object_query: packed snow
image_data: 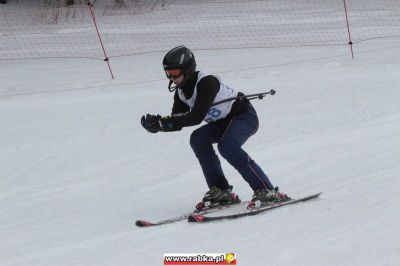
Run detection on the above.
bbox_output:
[1,7,400,266]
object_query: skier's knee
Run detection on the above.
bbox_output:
[190,129,205,149]
[217,141,237,159]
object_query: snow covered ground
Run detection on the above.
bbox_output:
[1,22,400,266]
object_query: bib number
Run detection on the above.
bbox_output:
[205,107,222,123]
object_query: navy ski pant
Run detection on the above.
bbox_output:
[190,104,274,191]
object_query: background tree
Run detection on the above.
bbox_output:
[65,0,74,6]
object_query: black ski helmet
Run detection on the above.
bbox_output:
[163,45,196,91]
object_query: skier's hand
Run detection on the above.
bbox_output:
[141,114,161,133]
[141,114,176,133]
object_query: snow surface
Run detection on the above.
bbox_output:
[1,30,400,266]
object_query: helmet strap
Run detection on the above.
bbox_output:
[168,80,178,92]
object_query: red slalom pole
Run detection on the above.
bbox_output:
[342,0,354,59]
[87,1,115,79]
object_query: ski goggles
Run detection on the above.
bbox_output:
[165,69,183,79]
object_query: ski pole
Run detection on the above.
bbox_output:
[211,89,275,107]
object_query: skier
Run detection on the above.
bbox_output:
[141,45,289,210]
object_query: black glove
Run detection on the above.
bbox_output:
[141,114,175,133]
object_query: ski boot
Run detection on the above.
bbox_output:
[247,187,290,210]
[195,185,240,212]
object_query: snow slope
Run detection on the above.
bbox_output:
[1,33,400,266]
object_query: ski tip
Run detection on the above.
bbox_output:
[135,220,154,227]
[301,192,323,201]
[188,214,206,223]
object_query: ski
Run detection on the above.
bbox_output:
[188,192,322,223]
[135,201,248,227]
